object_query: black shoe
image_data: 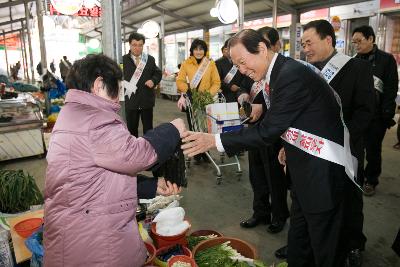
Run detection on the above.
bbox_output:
[240,216,270,228]
[267,221,285,234]
[275,245,288,259]
[347,249,362,267]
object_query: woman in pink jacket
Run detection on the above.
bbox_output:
[44,54,185,267]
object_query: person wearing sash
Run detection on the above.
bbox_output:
[176,38,221,164]
[352,25,399,196]
[182,29,353,266]
[59,56,72,82]
[237,27,289,234]
[123,32,162,138]
[275,20,376,265]
[215,38,244,103]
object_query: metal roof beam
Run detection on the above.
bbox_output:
[151,5,204,28]
[0,17,25,27]
[122,0,164,17]
[1,27,22,35]
[121,22,137,31]
[295,0,366,13]
[264,0,296,13]
[0,0,34,9]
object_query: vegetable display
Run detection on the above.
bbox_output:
[187,234,218,250]
[0,170,44,213]
[195,241,267,267]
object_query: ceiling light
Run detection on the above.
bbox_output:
[141,20,160,39]
[210,7,218,17]
[217,0,239,24]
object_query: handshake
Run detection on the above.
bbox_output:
[170,118,217,158]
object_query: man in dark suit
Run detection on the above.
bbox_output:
[238,27,289,234]
[182,29,352,266]
[215,39,244,103]
[123,32,162,137]
[352,26,399,196]
[275,20,375,266]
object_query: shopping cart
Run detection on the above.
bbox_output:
[184,91,243,185]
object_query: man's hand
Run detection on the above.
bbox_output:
[249,104,263,122]
[156,178,181,196]
[181,131,216,157]
[177,94,186,110]
[278,147,286,165]
[170,118,186,137]
[230,84,240,92]
[237,93,250,105]
[145,80,154,88]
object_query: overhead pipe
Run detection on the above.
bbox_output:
[2,30,10,77]
[24,0,35,82]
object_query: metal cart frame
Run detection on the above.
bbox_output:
[184,92,242,184]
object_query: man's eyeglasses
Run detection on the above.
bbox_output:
[351,38,365,45]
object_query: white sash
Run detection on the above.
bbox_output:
[373,75,384,93]
[61,59,70,69]
[223,65,238,84]
[190,57,210,89]
[249,80,264,103]
[281,53,361,190]
[123,53,148,99]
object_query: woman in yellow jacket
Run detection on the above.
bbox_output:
[176,39,221,109]
[176,39,220,164]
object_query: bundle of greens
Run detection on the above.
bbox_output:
[0,170,44,213]
[194,241,267,267]
[191,90,214,112]
[187,234,218,250]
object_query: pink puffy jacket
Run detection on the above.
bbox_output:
[44,90,164,267]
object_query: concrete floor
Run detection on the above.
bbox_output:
[1,97,399,266]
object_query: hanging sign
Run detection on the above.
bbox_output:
[49,0,101,17]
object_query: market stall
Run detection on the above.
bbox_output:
[0,92,45,161]
[160,76,180,101]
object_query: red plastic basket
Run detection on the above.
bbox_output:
[14,218,43,238]
[168,255,197,267]
[150,222,190,249]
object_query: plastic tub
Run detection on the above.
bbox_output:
[154,245,192,267]
[144,242,156,266]
[151,222,190,249]
[168,255,197,267]
[14,218,43,238]
[192,237,257,262]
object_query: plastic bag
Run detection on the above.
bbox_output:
[25,226,43,267]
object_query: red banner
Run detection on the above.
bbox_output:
[380,0,400,10]
[49,4,102,17]
[0,34,21,50]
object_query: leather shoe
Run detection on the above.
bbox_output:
[240,216,270,228]
[267,221,285,234]
[275,245,288,259]
[346,249,362,267]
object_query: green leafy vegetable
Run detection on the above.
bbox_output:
[0,170,44,213]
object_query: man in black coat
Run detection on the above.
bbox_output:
[182,29,353,266]
[238,26,289,234]
[275,20,375,266]
[352,25,399,196]
[215,39,244,103]
[123,32,162,137]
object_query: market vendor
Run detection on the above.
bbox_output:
[44,54,185,267]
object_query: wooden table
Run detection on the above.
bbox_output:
[7,209,43,264]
